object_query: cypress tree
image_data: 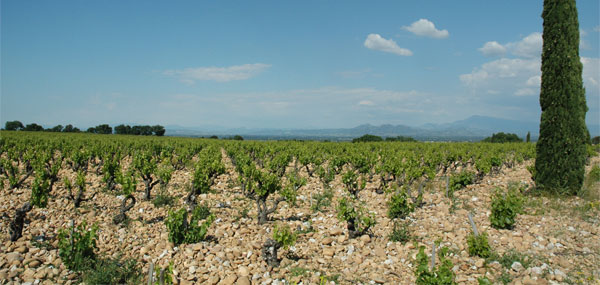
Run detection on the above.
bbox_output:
[535,0,588,194]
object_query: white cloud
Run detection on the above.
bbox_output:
[478,41,507,57]
[506,32,542,58]
[402,19,449,39]
[515,88,536,96]
[526,76,541,87]
[581,57,599,87]
[460,58,540,87]
[358,100,375,106]
[364,34,413,56]
[164,63,271,83]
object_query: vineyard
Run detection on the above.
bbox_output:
[0,131,598,284]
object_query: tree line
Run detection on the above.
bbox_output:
[3,121,165,136]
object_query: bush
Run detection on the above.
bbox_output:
[414,245,455,284]
[490,187,523,230]
[467,232,492,258]
[482,132,523,143]
[387,189,414,219]
[311,188,333,213]
[81,257,142,285]
[165,207,215,245]
[273,223,297,250]
[31,173,50,208]
[337,197,376,238]
[152,192,177,208]
[352,134,383,143]
[58,220,98,271]
[388,220,411,243]
[449,171,474,193]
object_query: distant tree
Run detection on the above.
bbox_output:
[209,135,218,139]
[24,123,44,132]
[63,124,80,132]
[535,0,588,194]
[114,124,132,135]
[482,132,523,143]
[352,134,383,143]
[93,124,112,134]
[526,131,531,143]
[48,125,63,132]
[4,121,24,131]
[152,125,166,136]
[385,136,417,142]
[232,135,244,141]
[592,136,600,145]
[86,127,96,133]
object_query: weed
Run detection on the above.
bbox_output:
[388,220,411,243]
[490,186,523,230]
[467,232,492,258]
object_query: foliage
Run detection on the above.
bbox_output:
[311,188,333,212]
[88,124,113,134]
[152,191,177,208]
[387,188,414,219]
[415,245,456,285]
[31,173,50,208]
[4,120,24,131]
[165,207,215,245]
[57,220,99,271]
[81,257,142,285]
[535,0,588,195]
[352,134,383,143]
[273,223,297,250]
[385,136,417,142]
[342,170,366,197]
[337,197,376,237]
[449,171,474,193]
[467,232,492,258]
[153,262,174,285]
[388,220,411,243]
[482,132,523,143]
[114,124,165,136]
[490,187,524,230]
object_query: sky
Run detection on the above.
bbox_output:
[1,0,599,130]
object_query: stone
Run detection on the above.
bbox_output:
[220,275,237,285]
[6,252,23,264]
[323,248,335,257]
[330,228,343,235]
[236,276,251,285]
[238,266,249,277]
[475,259,485,268]
[322,237,333,245]
[28,259,41,267]
[360,235,371,243]
[373,276,386,284]
[511,262,525,272]
[15,246,28,254]
[206,276,220,285]
[337,235,346,243]
[374,247,386,258]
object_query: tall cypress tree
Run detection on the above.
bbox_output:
[535,0,588,194]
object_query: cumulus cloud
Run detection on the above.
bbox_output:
[478,41,507,57]
[460,58,540,87]
[358,100,375,106]
[164,63,271,83]
[581,57,599,87]
[526,76,541,87]
[505,32,542,58]
[402,19,449,39]
[364,34,413,56]
[514,88,536,96]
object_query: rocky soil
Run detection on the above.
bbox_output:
[0,154,599,285]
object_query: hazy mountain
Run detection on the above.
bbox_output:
[165,115,599,141]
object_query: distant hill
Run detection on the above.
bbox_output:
[165,115,600,141]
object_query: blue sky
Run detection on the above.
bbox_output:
[1,0,599,129]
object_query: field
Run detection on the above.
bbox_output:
[0,131,599,284]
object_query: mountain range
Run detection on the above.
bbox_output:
[165,115,600,142]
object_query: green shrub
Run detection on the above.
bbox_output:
[57,220,98,271]
[31,173,50,208]
[81,257,142,285]
[153,262,174,285]
[588,165,600,182]
[467,232,492,258]
[165,207,215,245]
[152,191,176,208]
[415,245,456,284]
[387,189,414,219]
[490,187,523,229]
[449,171,474,193]
[273,223,297,250]
[388,220,411,243]
[337,197,376,237]
[311,188,333,213]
